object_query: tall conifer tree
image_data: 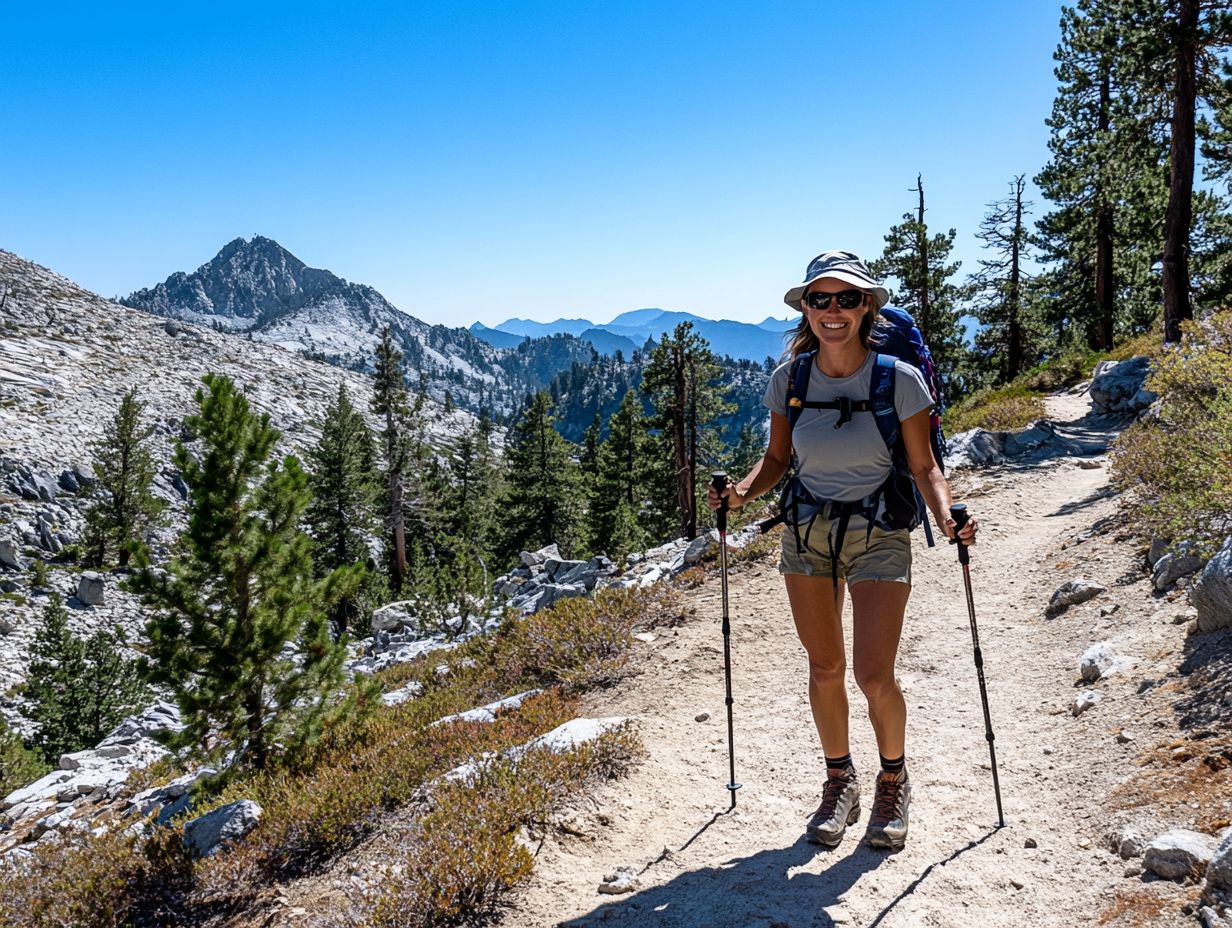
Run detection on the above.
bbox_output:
[641,323,731,541]
[871,175,971,402]
[82,387,165,567]
[371,327,409,593]
[495,391,580,564]
[24,593,147,764]
[971,176,1041,383]
[132,374,360,772]
[305,383,380,636]
[589,390,651,559]
[1035,0,1170,349]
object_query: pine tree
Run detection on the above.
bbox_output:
[1035,0,1170,350]
[589,390,651,559]
[495,391,581,565]
[131,374,360,772]
[371,327,409,593]
[641,323,732,540]
[305,384,380,637]
[81,387,165,567]
[870,175,971,402]
[23,593,147,764]
[971,176,1042,383]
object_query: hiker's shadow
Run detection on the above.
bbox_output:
[557,833,885,928]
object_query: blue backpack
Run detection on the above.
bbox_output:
[766,307,945,576]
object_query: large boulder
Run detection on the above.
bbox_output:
[76,572,106,607]
[0,535,24,570]
[946,429,1007,469]
[183,800,262,858]
[1191,536,1232,633]
[1143,829,1219,881]
[1090,356,1156,416]
[371,601,416,633]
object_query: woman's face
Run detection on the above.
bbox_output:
[802,278,870,350]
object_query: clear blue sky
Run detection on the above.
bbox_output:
[1,1,1062,328]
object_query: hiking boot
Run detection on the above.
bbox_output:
[806,773,861,847]
[865,770,911,850]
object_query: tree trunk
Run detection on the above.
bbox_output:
[1162,0,1197,344]
[1095,70,1115,351]
[1008,176,1025,380]
[685,359,698,541]
[672,344,690,540]
[386,409,406,594]
[915,175,931,339]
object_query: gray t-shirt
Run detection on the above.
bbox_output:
[763,352,933,502]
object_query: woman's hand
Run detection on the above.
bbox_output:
[707,482,745,511]
[941,514,979,545]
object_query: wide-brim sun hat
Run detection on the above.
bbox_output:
[783,250,890,310]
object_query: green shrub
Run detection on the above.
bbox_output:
[0,717,49,797]
[28,559,49,591]
[376,584,678,697]
[1016,347,1108,392]
[0,825,193,928]
[1111,311,1232,555]
[363,728,639,928]
[945,384,1047,434]
[197,689,582,887]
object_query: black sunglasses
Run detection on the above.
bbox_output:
[803,289,865,311]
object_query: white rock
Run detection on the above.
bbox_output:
[598,866,641,895]
[1048,580,1105,615]
[379,681,424,706]
[1079,643,1120,683]
[683,531,719,565]
[1143,829,1219,880]
[1192,535,1232,633]
[1072,691,1100,717]
[183,799,263,858]
[76,571,105,606]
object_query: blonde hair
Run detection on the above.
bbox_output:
[786,292,879,358]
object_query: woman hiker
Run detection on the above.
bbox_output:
[707,250,978,850]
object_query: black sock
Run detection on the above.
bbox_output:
[880,754,906,776]
[825,754,854,777]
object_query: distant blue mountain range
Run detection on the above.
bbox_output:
[470,309,797,362]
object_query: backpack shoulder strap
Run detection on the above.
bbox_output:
[870,353,899,452]
[785,351,814,432]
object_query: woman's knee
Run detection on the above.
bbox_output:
[853,663,900,700]
[808,655,846,687]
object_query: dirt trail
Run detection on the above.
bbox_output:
[507,391,1191,928]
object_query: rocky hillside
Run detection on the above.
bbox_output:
[0,247,476,692]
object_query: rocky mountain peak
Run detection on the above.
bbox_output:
[122,236,348,329]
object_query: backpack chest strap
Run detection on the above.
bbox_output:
[787,396,872,429]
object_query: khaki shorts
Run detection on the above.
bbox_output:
[779,512,912,586]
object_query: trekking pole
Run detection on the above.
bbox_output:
[950,503,1005,828]
[711,471,741,810]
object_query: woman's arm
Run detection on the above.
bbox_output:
[901,409,977,544]
[708,411,792,510]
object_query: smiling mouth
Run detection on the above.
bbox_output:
[820,322,848,329]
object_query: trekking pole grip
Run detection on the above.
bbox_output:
[950,503,971,565]
[711,471,729,532]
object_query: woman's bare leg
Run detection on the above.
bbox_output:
[784,574,849,771]
[849,580,910,760]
